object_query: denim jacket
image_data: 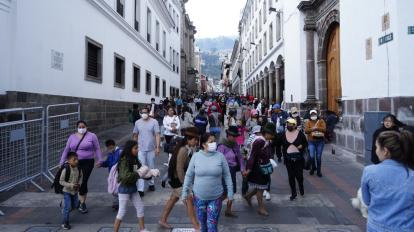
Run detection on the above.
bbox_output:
[361,159,414,232]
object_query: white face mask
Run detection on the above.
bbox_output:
[78,128,87,134]
[292,113,298,117]
[311,116,317,121]
[207,142,217,152]
[141,113,149,120]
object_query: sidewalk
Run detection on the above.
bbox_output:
[0,124,367,232]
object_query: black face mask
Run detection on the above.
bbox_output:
[287,126,295,132]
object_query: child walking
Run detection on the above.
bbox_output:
[60,152,83,230]
[101,139,122,210]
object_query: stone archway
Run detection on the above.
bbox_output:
[317,9,341,112]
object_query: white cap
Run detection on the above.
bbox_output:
[310,110,318,115]
[252,125,261,134]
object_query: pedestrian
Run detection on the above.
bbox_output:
[100,139,122,210]
[132,107,161,196]
[246,109,259,131]
[181,133,234,232]
[289,107,302,130]
[149,98,157,118]
[60,120,103,214]
[176,96,183,115]
[129,104,141,125]
[304,110,326,177]
[163,107,180,144]
[361,130,414,232]
[271,103,289,163]
[243,123,275,216]
[60,152,82,230]
[225,110,237,130]
[281,118,308,201]
[217,126,244,217]
[208,105,222,140]
[180,106,194,133]
[159,127,200,230]
[195,97,202,111]
[194,108,209,136]
[242,125,262,196]
[370,114,405,164]
[114,140,149,232]
[156,101,167,137]
[236,119,247,146]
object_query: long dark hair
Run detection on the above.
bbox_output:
[120,140,139,172]
[168,133,199,179]
[382,114,405,128]
[377,130,414,171]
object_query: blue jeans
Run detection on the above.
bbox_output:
[308,140,325,173]
[62,192,79,224]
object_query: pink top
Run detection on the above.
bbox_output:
[236,126,247,146]
[60,132,103,165]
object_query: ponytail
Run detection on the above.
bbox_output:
[399,129,414,170]
[377,130,414,171]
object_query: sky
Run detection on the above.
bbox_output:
[185,0,246,39]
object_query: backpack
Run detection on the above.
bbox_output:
[168,146,192,188]
[107,163,120,194]
[164,135,184,154]
[51,163,81,194]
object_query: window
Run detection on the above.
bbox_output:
[170,87,174,97]
[147,8,152,43]
[155,21,160,51]
[255,19,258,38]
[264,32,267,55]
[134,0,140,31]
[155,76,160,96]
[176,52,179,73]
[259,11,262,31]
[85,37,102,83]
[116,0,124,17]
[169,47,173,64]
[162,31,166,58]
[263,0,267,22]
[382,13,390,31]
[269,23,274,49]
[276,13,281,41]
[259,40,262,60]
[162,80,166,97]
[366,38,372,60]
[114,53,125,88]
[172,49,176,71]
[133,65,140,92]
[269,0,272,9]
[176,14,179,33]
[145,71,151,94]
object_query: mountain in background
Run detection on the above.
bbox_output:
[196,36,236,80]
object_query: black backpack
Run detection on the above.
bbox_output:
[51,164,81,194]
[168,146,192,188]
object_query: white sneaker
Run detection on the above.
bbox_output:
[140,229,151,232]
[264,191,271,201]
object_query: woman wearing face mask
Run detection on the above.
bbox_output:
[243,123,275,216]
[304,110,326,177]
[159,127,200,230]
[282,118,308,200]
[181,133,234,232]
[370,114,405,164]
[361,130,414,232]
[163,107,180,145]
[60,120,103,214]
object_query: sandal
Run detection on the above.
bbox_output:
[158,220,173,229]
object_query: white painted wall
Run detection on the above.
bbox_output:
[341,0,414,100]
[1,0,181,103]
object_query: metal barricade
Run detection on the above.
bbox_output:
[0,107,45,192]
[44,103,80,182]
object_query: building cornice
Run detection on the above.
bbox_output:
[297,0,324,12]
[151,0,175,29]
[87,0,174,72]
[0,0,11,13]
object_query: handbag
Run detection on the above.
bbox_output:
[259,162,273,175]
[311,120,325,138]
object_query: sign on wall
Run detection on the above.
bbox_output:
[51,49,64,71]
[378,33,393,46]
[409,26,414,35]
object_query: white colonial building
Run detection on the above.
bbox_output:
[0,0,185,130]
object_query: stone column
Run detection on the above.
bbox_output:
[260,79,264,100]
[264,74,269,102]
[305,25,317,102]
[256,82,259,99]
[275,66,281,104]
[268,71,274,104]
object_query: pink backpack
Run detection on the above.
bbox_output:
[107,163,120,194]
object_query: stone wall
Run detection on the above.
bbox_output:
[0,91,144,133]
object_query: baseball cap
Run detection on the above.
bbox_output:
[272,104,281,110]
[287,118,297,125]
[310,110,318,115]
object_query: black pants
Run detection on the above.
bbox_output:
[78,159,95,196]
[285,158,304,196]
[274,133,283,159]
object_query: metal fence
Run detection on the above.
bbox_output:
[0,107,45,192]
[44,103,80,181]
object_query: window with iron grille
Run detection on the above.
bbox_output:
[133,65,141,92]
[134,0,140,31]
[114,54,125,88]
[162,80,166,97]
[156,21,160,51]
[85,37,102,83]
[155,76,160,96]
[116,0,124,17]
[146,71,151,95]
[147,8,152,43]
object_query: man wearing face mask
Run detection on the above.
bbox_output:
[289,107,302,130]
[133,107,161,196]
[271,104,289,163]
[304,110,326,177]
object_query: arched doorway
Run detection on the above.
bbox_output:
[326,24,341,113]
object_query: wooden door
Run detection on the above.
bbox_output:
[327,25,342,113]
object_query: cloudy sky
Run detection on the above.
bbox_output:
[185,0,246,39]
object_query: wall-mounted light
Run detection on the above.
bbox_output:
[250,42,256,45]
[269,7,282,14]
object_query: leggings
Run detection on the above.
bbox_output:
[116,193,144,220]
[78,159,94,195]
[193,195,222,232]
